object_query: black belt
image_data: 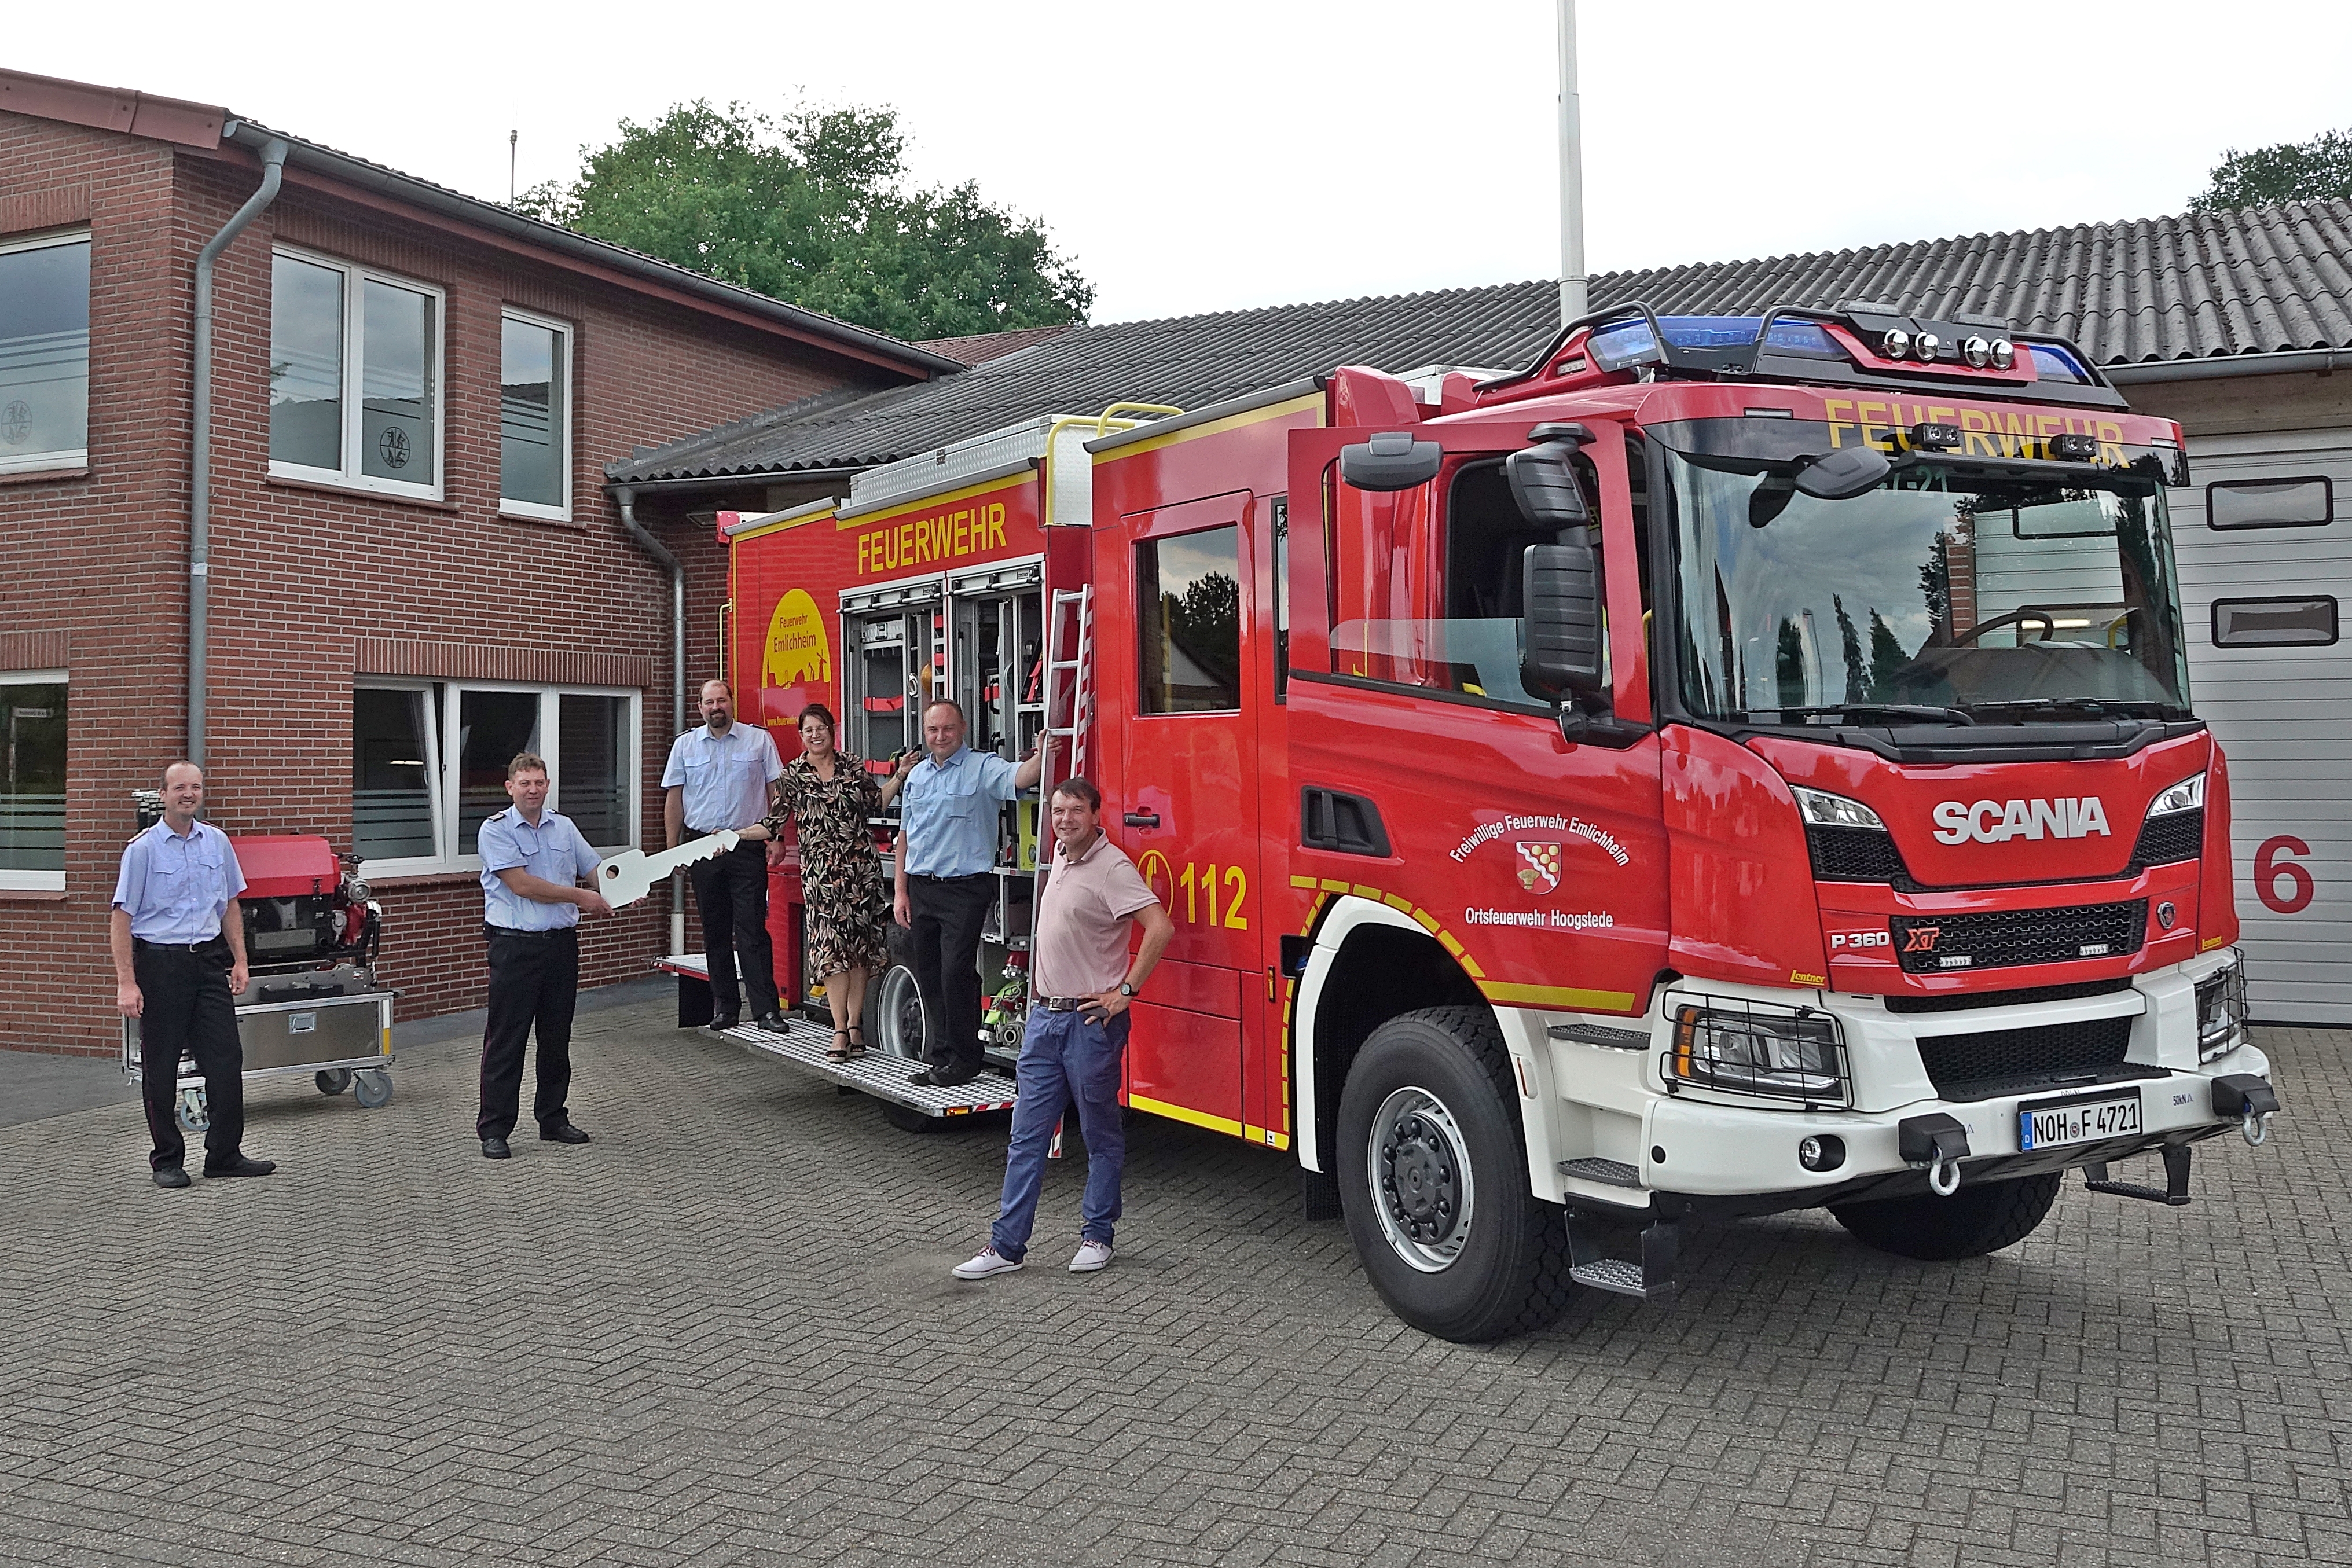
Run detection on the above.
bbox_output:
[133,937,226,954]
[1039,995,1100,1012]
[484,924,575,940]
[686,827,738,838]
[908,872,991,884]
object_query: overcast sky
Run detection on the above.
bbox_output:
[12,1,2351,326]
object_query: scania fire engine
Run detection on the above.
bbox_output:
[717,300,2282,1342]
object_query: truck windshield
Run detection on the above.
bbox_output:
[1661,434,2193,724]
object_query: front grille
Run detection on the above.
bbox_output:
[2131,808,2204,867]
[1884,977,2135,1015]
[1890,900,2147,974]
[1807,825,1910,882]
[1916,1015,2136,1100]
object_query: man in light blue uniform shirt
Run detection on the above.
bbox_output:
[893,699,1042,1086]
[475,751,612,1160]
[109,761,273,1188]
[662,678,786,1030]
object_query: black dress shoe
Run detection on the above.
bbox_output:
[153,1166,190,1189]
[481,1137,511,1160]
[707,1010,740,1031]
[203,1154,277,1178]
[908,1067,940,1086]
[754,1011,788,1031]
[540,1122,592,1145]
[929,1064,981,1088]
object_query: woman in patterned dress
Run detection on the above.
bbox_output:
[739,705,904,1060]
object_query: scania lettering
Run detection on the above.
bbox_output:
[717,303,2282,1342]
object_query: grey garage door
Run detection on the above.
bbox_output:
[2169,427,2352,1024]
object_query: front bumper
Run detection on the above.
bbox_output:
[1528,948,2277,1214]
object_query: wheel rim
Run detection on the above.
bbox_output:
[874,967,927,1059]
[1367,1085,1476,1273]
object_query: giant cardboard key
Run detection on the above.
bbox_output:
[595,831,740,907]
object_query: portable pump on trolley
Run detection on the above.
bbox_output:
[122,807,397,1132]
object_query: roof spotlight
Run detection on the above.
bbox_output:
[1913,332,1940,362]
[1990,339,2016,370]
[1881,329,1910,359]
[1962,335,1992,368]
[2050,432,2100,461]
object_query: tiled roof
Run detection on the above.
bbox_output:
[609,201,2352,485]
[917,325,1078,366]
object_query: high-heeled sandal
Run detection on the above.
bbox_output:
[845,1024,869,1057]
[825,1029,852,1063]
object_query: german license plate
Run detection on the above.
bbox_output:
[2018,1089,2141,1150]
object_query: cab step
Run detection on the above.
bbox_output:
[2082,1144,2192,1206]
[1565,1212,1678,1300]
[1558,1156,1643,1189]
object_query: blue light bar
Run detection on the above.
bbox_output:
[2024,343,2094,384]
[1586,315,1845,371]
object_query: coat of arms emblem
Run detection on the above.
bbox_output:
[1516,840,1561,895]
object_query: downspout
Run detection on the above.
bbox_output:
[189,135,288,767]
[614,484,689,953]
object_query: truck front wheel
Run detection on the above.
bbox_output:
[1829,1172,2063,1261]
[1335,1007,1571,1342]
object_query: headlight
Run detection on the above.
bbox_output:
[2148,774,2206,817]
[2196,952,2248,1062]
[1667,998,1850,1105]
[1790,786,1884,831]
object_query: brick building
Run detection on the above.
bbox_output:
[0,69,955,1055]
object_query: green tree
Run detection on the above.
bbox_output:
[518,100,1092,340]
[1866,608,1909,699]
[2191,127,2352,211]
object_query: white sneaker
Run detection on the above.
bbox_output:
[1068,1240,1113,1273]
[952,1246,1023,1280]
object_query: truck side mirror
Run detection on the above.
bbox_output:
[1338,431,1442,491]
[1794,445,1892,500]
[1522,539,1605,708]
[1505,442,1590,527]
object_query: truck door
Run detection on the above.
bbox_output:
[1099,490,1258,1137]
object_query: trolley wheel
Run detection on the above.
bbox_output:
[351,1070,394,1109]
[175,1087,210,1134]
[315,1068,354,1096]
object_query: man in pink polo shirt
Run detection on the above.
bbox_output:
[953,776,1174,1279]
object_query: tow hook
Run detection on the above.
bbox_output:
[2211,1074,2281,1147]
[1899,1113,1970,1197]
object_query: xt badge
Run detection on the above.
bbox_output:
[1902,925,1941,953]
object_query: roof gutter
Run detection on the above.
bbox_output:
[2105,348,2348,385]
[189,135,287,768]
[218,120,963,380]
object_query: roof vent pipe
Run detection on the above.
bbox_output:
[189,134,288,767]
[614,484,689,953]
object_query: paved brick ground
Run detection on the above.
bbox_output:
[1,1007,2343,1568]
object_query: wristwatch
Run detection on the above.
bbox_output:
[1118,982,1137,998]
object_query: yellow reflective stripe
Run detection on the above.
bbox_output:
[1290,875,1319,889]
[1127,1093,1245,1139]
[1477,981,1639,1012]
[834,470,1034,528]
[1091,392,1324,464]
[729,508,835,543]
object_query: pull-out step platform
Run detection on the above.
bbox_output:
[716,1016,1018,1118]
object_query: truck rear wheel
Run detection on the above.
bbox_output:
[1830,1172,2063,1261]
[1335,1007,1571,1342]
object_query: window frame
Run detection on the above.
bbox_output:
[353,680,640,876]
[0,667,68,891]
[0,229,92,476]
[2205,474,2333,531]
[1136,523,1245,717]
[269,245,446,501]
[2210,594,2340,649]
[497,306,574,522]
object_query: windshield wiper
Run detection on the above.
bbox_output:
[1959,697,2170,719]
[1738,703,1976,727]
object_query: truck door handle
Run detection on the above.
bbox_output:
[1124,810,1161,829]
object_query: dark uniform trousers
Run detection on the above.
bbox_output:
[907,872,995,1075]
[688,840,780,1018]
[133,938,245,1171]
[476,925,580,1140]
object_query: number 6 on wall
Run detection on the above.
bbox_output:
[2255,835,2315,915]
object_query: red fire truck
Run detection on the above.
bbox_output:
[720,302,2281,1341]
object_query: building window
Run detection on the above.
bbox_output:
[500,310,571,518]
[353,681,639,873]
[2211,596,2339,648]
[1138,526,1242,714]
[271,248,442,497]
[0,671,67,891]
[2207,475,2332,530]
[0,232,91,475]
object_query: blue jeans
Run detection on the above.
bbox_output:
[990,1005,1131,1261]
